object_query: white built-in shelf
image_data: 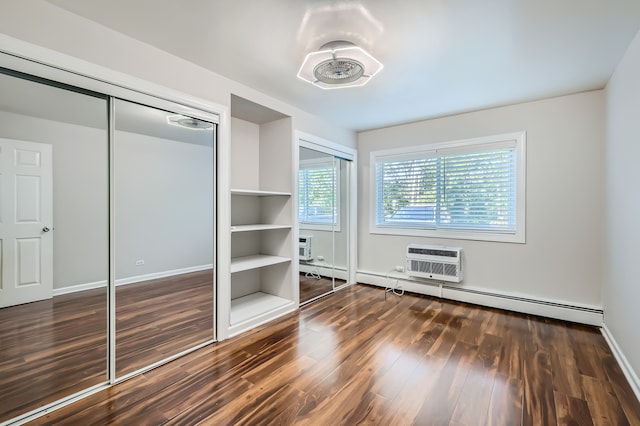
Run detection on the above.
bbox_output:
[230,254,290,273]
[231,224,291,233]
[230,292,293,325]
[231,189,291,197]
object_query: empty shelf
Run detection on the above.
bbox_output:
[230,254,290,273]
[231,189,291,197]
[230,292,293,325]
[231,224,291,232]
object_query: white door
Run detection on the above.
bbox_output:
[0,138,53,308]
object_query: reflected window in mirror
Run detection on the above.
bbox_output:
[298,158,340,231]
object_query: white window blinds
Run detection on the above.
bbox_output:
[375,144,517,233]
[299,162,337,225]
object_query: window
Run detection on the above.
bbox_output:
[371,132,526,243]
[299,158,340,230]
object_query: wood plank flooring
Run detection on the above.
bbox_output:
[0,270,213,423]
[116,270,213,376]
[299,273,333,303]
[29,284,640,425]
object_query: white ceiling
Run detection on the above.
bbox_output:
[46,0,640,132]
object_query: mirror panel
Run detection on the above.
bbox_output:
[0,71,109,421]
[333,157,350,290]
[298,146,337,304]
[113,99,214,376]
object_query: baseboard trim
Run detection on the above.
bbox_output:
[356,270,604,326]
[53,280,107,296]
[115,264,213,286]
[601,324,640,403]
[53,264,214,296]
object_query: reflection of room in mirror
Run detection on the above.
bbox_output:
[113,99,215,377]
[0,72,218,422]
[298,146,350,304]
[0,70,109,422]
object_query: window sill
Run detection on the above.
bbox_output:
[369,225,525,244]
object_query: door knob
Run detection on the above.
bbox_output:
[42,226,51,232]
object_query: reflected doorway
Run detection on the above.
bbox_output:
[0,69,109,422]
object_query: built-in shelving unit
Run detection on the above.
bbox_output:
[217,94,297,339]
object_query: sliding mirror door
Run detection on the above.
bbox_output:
[333,157,350,291]
[298,146,338,304]
[0,70,109,421]
[113,99,215,377]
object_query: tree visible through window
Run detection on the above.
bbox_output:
[374,136,521,236]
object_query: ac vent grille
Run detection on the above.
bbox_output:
[299,235,313,261]
[406,244,463,283]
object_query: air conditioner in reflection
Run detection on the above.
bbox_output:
[406,244,463,283]
[299,236,313,261]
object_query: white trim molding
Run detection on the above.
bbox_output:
[53,264,214,296]
[601,324,640,403]
[356,270,604,326]
[299,263,348,281]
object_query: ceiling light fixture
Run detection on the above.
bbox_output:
[297,41,383,89]
[167,115,213,130]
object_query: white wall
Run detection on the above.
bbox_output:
[358,91,605,308]
[0,1,356,149]
[604,29,640,391]
[230,117,260,190]
[114,130,213,280]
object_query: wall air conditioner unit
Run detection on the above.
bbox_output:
[406,244,463,283]
[299,235,313,261]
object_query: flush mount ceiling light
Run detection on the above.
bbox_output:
[167,115,213,130]
[297,41,383,89]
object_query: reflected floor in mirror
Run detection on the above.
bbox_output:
[0,269,213,422]
[299,273,346,304]
[0,287,107,422]
[116,270,214,376]
[31,284,640,425]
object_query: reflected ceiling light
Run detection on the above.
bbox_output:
[167,115,213,130]
[297,41,383,89]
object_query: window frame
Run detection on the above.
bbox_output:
[369,131,526,243]
[299,157,341,231]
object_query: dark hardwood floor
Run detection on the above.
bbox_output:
[29,284,640,425]
[116,270,213,376]
[299,273,333,303]
[0,270,213,423]
[299,273,347,304]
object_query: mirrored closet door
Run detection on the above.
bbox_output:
[0,54,219,423]
[113,99,215,377]
[332,156,350,291]
[298,144,352,304]
[0,70,109,422]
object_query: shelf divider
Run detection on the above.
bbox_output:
[231,224,291,233]
[230,292,293,325]
[231,189,291,197]
[230,254,291,273]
